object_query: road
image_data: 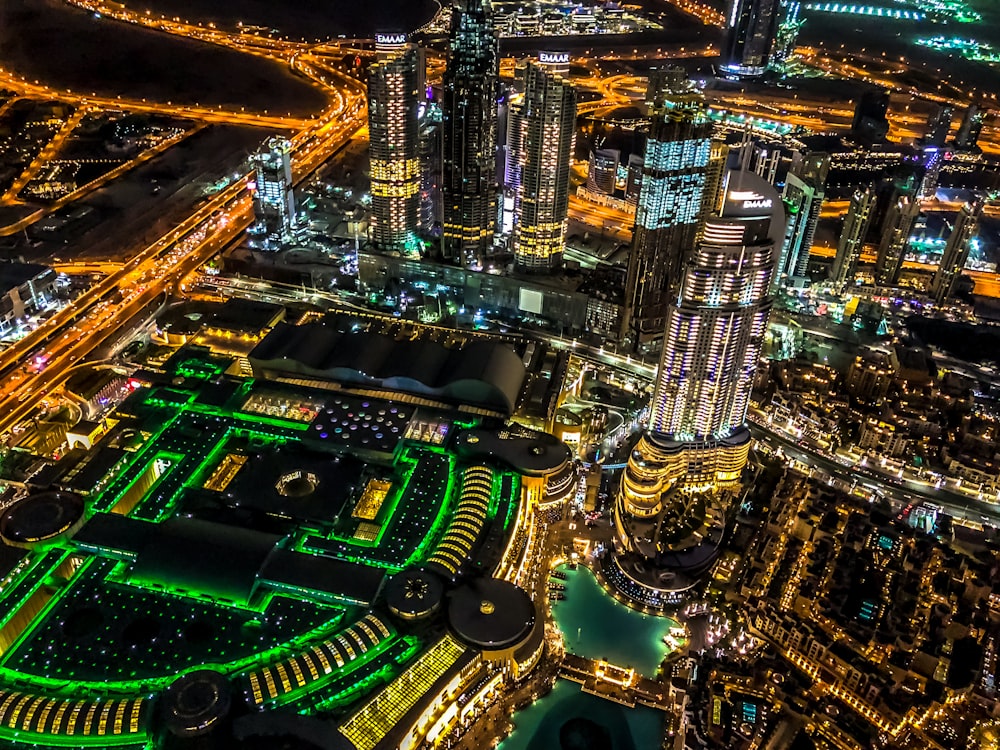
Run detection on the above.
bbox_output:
[0,36,368,437]
[749,419,1000,527]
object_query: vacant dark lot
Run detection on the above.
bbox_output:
[0,0,329,116]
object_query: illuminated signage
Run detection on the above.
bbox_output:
[538,51,569,65]
[376,33,407,46]
[728,190,771,211]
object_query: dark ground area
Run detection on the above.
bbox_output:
[0,124,267,264]
[117,0,439,39]
[0,0,329,116]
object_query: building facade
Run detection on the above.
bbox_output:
[507,57,576,272]
[775,151,829,284]
[249,136,297,250]
[720,0,782,79]
[624,84,713,343]
[368,36,424,254]
[930,200,981,304]
[831,184,876,289]
[441,0,499,269]
[875,192,920,286]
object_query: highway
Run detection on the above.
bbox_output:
[0,56,368,438]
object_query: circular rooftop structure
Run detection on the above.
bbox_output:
[0,491,85,548]
[455,428,572,476]
[447,577,535,651]
[385,568,444,621]
[161,669,232,738]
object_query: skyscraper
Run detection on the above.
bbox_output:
[831,184,876,289]
[614,170,782,589]
[368,35,423,254]
[249,136,297,250]
[441,0,499,269]
[851,89,890,144]
[775,151,829,284]
[508,57,576,272]
[955,104,985,150]
[720,0,782,79]
[919,146,948,200]
[624,170,781,492]
[624,78,713,343]
[773,0,804,70]
[875,192,920,286]
[926,105,954,147]
[586,148,619,195]
[930,200,981,304]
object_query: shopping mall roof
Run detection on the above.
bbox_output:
[249,323,526,415]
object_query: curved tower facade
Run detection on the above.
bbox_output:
[613,170,782,597]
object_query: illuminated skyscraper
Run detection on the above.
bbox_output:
[368,35,423,254]
[249,136,297,250]
[622,170,781,495]
[930,200,981,305]
[919,146,948,200]
[586,148,619,195]
[441,0,499,269]
[875,193,920,285]
[773,0,804,69]
[721,0,782,79]
[956,104,985,151]
[624,77,713,343]
[831,184,876,289]
[508,57,576,272]
[775,151,828,284]
[614,170,782,591]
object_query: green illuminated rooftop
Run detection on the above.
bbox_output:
[0,346,545,748]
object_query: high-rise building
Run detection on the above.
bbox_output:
[614,170,782,590]
[926,105,954,147]
[775,151,828,284]
[851,90,890,144]
[623,80,713,343]
[831,184,876,289]
[773,0,804,69]
[625,153,644,208]
[586,148,619,195]
[720,0,782,79]
[249,136,297,250]
[368,35,423,254]
[930,200,981,304]
[919,146,948,200]
[508,57,576,272]
[875,192,920,286]
[956,104,985,150]
[441,0,499,269]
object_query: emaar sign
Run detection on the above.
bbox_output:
[376,33,407,46]
[538,51,569,65]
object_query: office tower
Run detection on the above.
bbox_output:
[875,192,920,285]
[368,35,423,254]
[418,100,442,236]
[615,170,782,583]
[927,105,953,147]
[623,81,712,343]
[249,137,297,250]
[831,184,876,289]
[773,0,804,69]
[625,153,644,208]
[852,90,890,143]
[645,66,688,112]
[508,57,576,272]
[720,0,782,79]
[956,105,985,151]
[441,0,499,269]
[775,151,829,284]
[930,200,981,304]
[586,148,619,195]
[919,146,948,200]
